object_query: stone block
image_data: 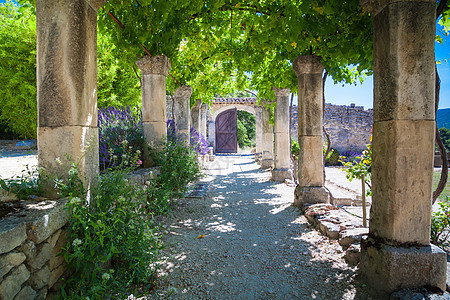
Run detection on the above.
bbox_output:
[37,0,98,129]
[360,239,447,296]
[318,221,340,240]
[274,133,290,169]
[18,240,36,260]
[0,190,17,203]
[38,126,99,197]
[339,228,369,250]
[294,186,330,208]
[261,158,274,169]
[48,229,62,248]
[390,286,450,300]
[13,285,36,300]
[26,199,68,244]
[48,264,65,289]
[371,120,434,245]
[297,136,324,187]
[272,168,293,183]
[29,266,50,290]
[0,222,26,255]
[371,1,435,122]
[28,243,52,270]
[344,243,361,266]
[0,252,26,277]
[0,264,30,300]
[136,55,171,76]
[143,122,167,144]
[36,287,47,300]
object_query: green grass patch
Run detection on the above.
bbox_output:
[433,171,450,200]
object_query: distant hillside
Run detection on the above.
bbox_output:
[438,108,450,129]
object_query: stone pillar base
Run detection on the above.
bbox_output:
[272,168,293,182]
[360,238,447,296]
[261,158,274,169]
[294,186,330,208]
[254,153,262,163]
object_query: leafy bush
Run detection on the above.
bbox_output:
[291,138,300,158]
[237,110,256,148]
[0,1,37,139]
[98,106,145,171]
[325,148,340,166]
[339,141,372,196]
[0,165,42,199]
[339,151,362,163]
[61,165,161,299]
[431,197,450,248]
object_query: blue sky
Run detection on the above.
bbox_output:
[325,23,450,110]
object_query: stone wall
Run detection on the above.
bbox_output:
[0,167,159,300]
[290,103,373,153]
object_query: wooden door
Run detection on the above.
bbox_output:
[215,108,237,153]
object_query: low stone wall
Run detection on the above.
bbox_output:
[0,167,160,300]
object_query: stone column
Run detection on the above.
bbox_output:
[359,0,446,295]
[36,0,104,197]
[272,88,293,182]
[292,56,330,206]
[191,99,202,133]
[136,55,171,143]
[173,86,192,145]
[261,102,274,169]
[208,119,215,150]
[200,103,208,138]
[255,106,263,162]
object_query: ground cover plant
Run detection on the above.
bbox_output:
[59,134,202,298]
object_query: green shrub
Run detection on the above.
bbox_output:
[431,197,450,248]
[0,1,37,139]
[325,148,341,166]
[237,110,256,148]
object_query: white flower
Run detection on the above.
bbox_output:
[70,197,82,205]
[55,157,62,165]
[72,238,82,247]
[102,273,111,281]
[118,196,125,202]
[121,140,128,145]
[136,150,141,155]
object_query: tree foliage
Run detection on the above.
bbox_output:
[0,1,37,139]
[236,110,255,148]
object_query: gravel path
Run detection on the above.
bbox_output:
[149,155,370,299]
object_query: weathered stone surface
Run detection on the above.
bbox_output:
[360,239,447,295]
[36,287,47,300]
[173,86,193,145]
[390,286,450,300]
[13,285,36,300]
[371,120,434,245]
[136,55,171,76]
[28,243,52,270]
[339,228,369,250]
[48,229,61,247]
[0,264,30,300]
[295,186,330,207]
[48,264,65,289]
[0,189,17,203]
[38,127,99,197]
[0,222,26,255]
[344,243,361,266]
[26,199,69,244]
[49,229,68,271]
[293,55,324,76]
[261,158,274,169]
[318,221,340,240]
[37,0,98,128]
[191,99,202,133]
[29,266,50,290]
[272,168,293,183]
[255,106,263,156]
[297,136,324,187]
[18,240,36,260]
[48,255,65,272]
[0,252,26,277]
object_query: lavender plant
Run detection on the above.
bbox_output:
[98,106,145,171]
[190,127,209,155]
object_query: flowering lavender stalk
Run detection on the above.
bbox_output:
[98,106,145,171]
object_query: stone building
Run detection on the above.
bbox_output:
[290,103,373,153]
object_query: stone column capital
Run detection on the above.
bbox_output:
[136,55,171,76]
[192,99,202,110]
[272,87,290,97]
[200,103,208,112]
[85,0,108,12]
[360,0,435,16]
[174,85,193,99]
[293,55,324,77]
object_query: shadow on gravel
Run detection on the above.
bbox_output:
[154,156,375,299]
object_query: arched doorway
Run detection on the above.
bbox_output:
[215,108,237,153]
